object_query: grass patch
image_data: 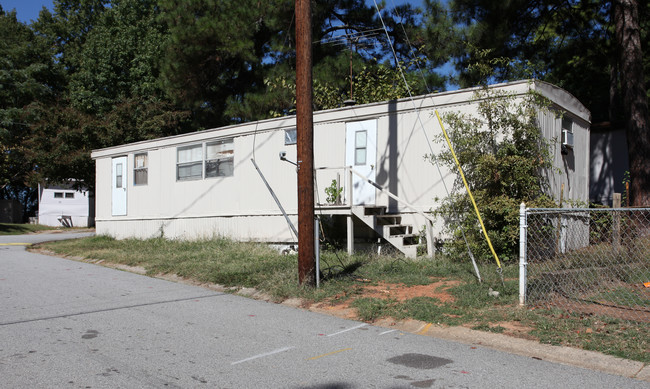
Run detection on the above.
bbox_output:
[0,223,64,235]
[36,235,650,363]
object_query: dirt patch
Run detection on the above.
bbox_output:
[485,321,537,339]
[360,280,461,303]
[307,279,462,319]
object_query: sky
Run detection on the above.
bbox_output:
[1,0,426,24]
[1,0,53,23]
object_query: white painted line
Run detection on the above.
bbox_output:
[231,346,294,365]
[327,323,367,337]
[379,329,396,335]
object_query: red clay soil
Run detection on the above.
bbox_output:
[307,279,462,319]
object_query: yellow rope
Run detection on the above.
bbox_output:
[435,110,502,269]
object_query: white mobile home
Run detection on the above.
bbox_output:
[91,80,590,257]
[38,182,95,227]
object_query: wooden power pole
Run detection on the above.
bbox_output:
[295,0,316,286]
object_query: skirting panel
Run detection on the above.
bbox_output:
[95,215,298,243]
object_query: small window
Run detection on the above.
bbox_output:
[206,139,234,177]
[355,130,367,165]
[285,129,297,145]
[65,192,74,199]
[177,145,203,181]
[116,163,123,188]
[54,192,64,198]
[134,153,148,185]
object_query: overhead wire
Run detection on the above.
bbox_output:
[371,0,483,282]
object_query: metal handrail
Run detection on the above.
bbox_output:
[315,165,435,220]
[346,167,436,223]
[315,165,436,257]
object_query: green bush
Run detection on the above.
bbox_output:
[432,86,558,261]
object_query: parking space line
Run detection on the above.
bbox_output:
[231,346,294,365]
[326,323,367,337]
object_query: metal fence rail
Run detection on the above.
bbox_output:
[520,205,650,323]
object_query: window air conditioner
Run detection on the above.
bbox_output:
[562,129,574,148]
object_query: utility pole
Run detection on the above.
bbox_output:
[295,0,316,286]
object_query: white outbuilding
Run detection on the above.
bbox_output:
[38,182,95,227]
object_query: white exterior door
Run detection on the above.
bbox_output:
[346,119,377,205]
[112,156,127,216]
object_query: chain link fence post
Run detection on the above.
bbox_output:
[519,202,528,306]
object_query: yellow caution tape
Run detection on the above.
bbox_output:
[435,110,502,269]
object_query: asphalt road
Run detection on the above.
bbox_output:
[0,233,646,388]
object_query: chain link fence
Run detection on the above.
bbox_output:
[521,206,650,323]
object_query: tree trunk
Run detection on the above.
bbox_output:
[613,0,650,206]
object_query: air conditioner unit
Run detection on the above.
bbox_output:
[562,129,574,148]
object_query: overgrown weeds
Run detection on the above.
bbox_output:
[36,235,649,363]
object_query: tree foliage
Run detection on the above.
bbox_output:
[25,0,193,192]
[2,0,447,211]
[434,88,557,261]
[431,0,650,205]
[0,7,63,208]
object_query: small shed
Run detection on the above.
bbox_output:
[38,182,95,227]
[91,80,590,256]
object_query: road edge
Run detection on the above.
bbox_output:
[372,317,649,382]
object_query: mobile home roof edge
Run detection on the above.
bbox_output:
[91,79,589,159]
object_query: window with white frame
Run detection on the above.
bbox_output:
[176,139,235,181]
[134,153,148,185]
[177,144,203,181]
[205,139,234,177]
